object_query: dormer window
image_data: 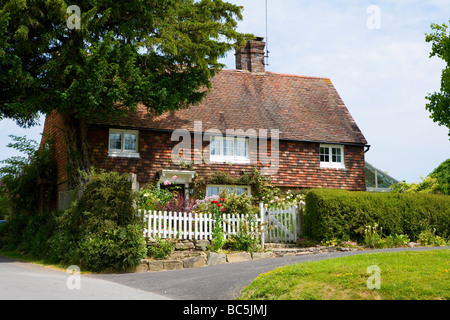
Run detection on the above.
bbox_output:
[320,144,345,169]
[108,129,140,158]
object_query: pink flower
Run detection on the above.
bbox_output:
[163,180,171,186]
[172,176,178,180]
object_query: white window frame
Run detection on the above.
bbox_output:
[108,129,140,158]
[210,136,250,164]
[206,185,252,197]
[320,144,345,169]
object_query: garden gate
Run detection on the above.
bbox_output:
[261,204,302,245]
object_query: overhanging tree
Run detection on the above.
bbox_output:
[425,22,450,138]
[0,0,252,187]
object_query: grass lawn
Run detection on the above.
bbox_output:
[239,249,450,300]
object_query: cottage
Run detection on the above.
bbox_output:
[42,38,369,208]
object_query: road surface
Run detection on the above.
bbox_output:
[1,247,448,300]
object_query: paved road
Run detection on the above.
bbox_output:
[92,246,450,300]
[1,247,448,300]
[0,255,169,300]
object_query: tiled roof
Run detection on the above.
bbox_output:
[89,69,368,145]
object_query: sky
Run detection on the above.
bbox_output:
[1,0,450,183]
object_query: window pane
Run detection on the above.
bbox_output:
[207,187,220,196]
[320,147,329,162]
[236,187,248,195]
[224,187,234,193]
[235,139,248,157]
[210,137,220,156]
[332,148,341,163]
[223,139,234,156]
[109,133,122,150]
[124,133,137,151]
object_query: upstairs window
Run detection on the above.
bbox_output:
[210,136,250,164]
[108,129,139,158]
[320,144,345,169]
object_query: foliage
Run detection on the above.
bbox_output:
[430,159,450,195]
[384,234,410,248]
[192,195,220,213]
[220,191,259,216]
[197,167,278,202]
[425,22,450,137]
[58,169,147,272]
[390,159,450,195]
[147,238,176,260]
[210,197,226,252]
[0,187,8,220]
[79,224,147,272]
[364,224,384,248]
[262,190,306,210]
[418,228,449,247]
[0,0,252,186]
[304,189,450,242]
[138,179,180,211]
[0,211,60,261]
[0,135,56,216]
[226,214,262,253]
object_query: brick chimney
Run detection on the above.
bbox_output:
[235,37,266,73]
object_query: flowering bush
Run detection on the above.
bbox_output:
[339,240,359,248]
[138,177,181,211]
[262,190,306,210]
[192,195,220,213]
[210,197,226,252]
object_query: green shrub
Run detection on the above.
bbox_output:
[226,214,262,253]
[418,228,449,247]
[0,135,56,216]
[80,224,147,272]
[0,214,28,251]
[147,238,176,260]
[363,223,384,248]
[0,212,59,260]
[304,189,450,242]
[385,233,410,248]
[59,169,147,272]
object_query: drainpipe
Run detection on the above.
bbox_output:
[364,145,371,153]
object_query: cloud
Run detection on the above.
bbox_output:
[221,0,450,182]
[1,0,449,183]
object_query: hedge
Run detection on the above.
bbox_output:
[303,189,450,242]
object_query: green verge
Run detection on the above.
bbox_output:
[239,249,450,300]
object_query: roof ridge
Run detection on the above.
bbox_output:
[220,68,331,81]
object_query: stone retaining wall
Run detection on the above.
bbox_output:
[138,241,360,273]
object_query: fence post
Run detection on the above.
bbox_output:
[297,203,303,240]
[260,202,265,250]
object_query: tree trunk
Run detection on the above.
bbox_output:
[61,113,90,189]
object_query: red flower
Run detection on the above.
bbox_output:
[221,208,226,212]
[217,203,221,208]
[220,198,225,202]
[211,200,218,204]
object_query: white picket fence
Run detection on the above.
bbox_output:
[140,203,301,245]
[140,210,262,241]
